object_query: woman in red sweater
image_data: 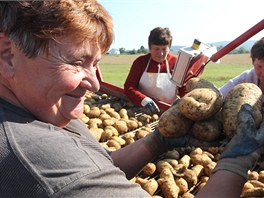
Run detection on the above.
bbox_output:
[124,27,178,114]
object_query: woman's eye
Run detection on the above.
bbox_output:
[71,62,83,67]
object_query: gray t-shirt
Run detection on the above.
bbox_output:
[0,98,150,198]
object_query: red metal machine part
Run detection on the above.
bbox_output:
[96,19,264,112]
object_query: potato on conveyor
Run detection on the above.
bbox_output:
[222,83,262,138]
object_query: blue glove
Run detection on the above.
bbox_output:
[153,128,221,151]
[221,103,264,159]
[141,97,160,115]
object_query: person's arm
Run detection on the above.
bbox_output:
[124,55,148,106]
[110,131,166,179]
[195,170,245,198]
[219,68,256,97]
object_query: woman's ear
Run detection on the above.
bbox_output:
[0,33,15,77]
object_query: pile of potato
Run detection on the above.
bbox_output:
[132,146,223,197]
[158,78,224,142]
[80,92,159,151]
[80,81,264,198]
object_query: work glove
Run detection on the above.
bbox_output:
[141,97,160,115]
[143,128,220,155]
[212,103,264,179]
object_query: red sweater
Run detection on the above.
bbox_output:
[124,53,177,106]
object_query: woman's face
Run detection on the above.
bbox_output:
[10,37,101,127]
[254,58,264,82]
[149,44,170,63]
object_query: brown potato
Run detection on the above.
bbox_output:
[142,162,156,176]
[191,112,223,142]
[179,88,223,121]
[142,178,158,196]
[86,106,101,118]
[222,83,262,138]
[158,101,193,138]
[186,77,218,92]
[113,120,128,134]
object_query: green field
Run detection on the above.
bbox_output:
[99,54,252,88]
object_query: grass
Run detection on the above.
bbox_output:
[199,63,251,88]
[99,54,252,88]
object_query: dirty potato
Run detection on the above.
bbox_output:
[222,83,262,138]
[158,101,194,137]
[179,88,223,121]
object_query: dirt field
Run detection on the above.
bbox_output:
[101,53,252,65]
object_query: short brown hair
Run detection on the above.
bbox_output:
[0,0,114,57]
[250,37,264,62]
[148,27,173,48]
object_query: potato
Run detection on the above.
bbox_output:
[158,101,194,137]
[183,168,198,186]
[109,136,126,146]
[98,113,111,121]
[89,128,103,141]
[158,169,180,198]
[162,158,179,169]
[100,130,113,142]
[222,83,262,138]
[83,104,90,114]
[113,120,128,134]
[186,77,218,92]
[107,139,121,150]
[164,149,180,160]
[135,177,148,187]
[87,106,101,118]
[126,120,138,131]
[108,111,121,119]
[175,177,188,194]
[179,88,223,121]
[104,125,118,136]
[119,108,129,119]
[142,178,158,196]
[247,171,259,181]
[136,129,149,139]
[142,162,156,176]
[204,161,216,176]
[191,153,213,167]
[80,113,89,124]
[156,160,174,173]
[258,170,264,183]
[191,112,223,142]
[191,164,204,178]
[181,192,195,198]
[102,118,115,127]
[179,154,191,168]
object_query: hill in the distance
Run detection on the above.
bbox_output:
[171,40,256,52]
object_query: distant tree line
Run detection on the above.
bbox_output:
[117,45,249,55]
[217,46,249,54]
[119,46,148,54]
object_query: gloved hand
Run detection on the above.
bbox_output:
[141,97,160,115]
[143,128,221,155]
[212,103,264,179]
[221,103,264,158]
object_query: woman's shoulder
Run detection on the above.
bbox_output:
[133,53,150,63]
[167,53,177,60]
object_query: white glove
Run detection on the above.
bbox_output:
[141,97,160,114]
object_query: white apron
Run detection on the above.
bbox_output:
[138,57,177,104]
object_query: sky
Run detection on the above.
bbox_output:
[98,0,264,50]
